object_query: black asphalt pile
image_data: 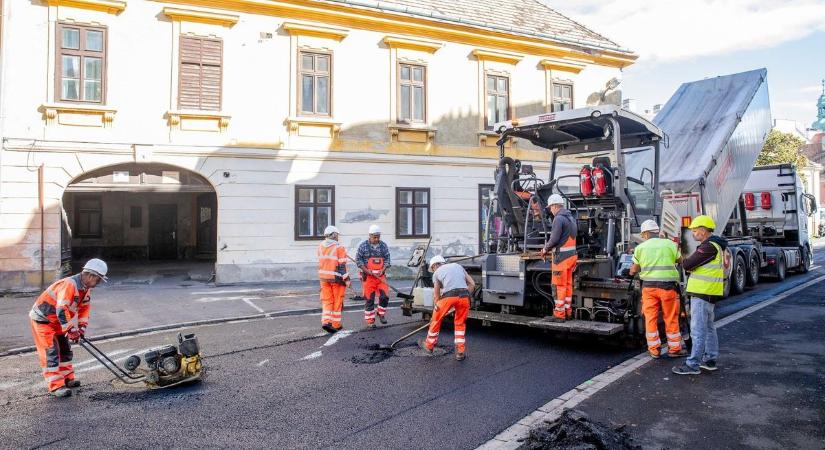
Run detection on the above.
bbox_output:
[518,409,640,450]
[350,344,393,364]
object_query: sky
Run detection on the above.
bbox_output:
[547,0,825,128]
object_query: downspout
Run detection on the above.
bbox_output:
[39,164,45,289]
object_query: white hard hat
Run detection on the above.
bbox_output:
[640,219,660,233]
[547,194,565,206]
[324,225,340,236]
[368,224,381,235]
[428,255,446,269]
[82,258,108,282]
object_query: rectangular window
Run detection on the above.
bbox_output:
[485,75,509,130]
[75,196,102,238]
[179,36,223,111]
[130,206,142,228]
[295,185,335,240]
[397,188,430,238]
[57,23,106,103]
[299,51,331,116]
[398,63,426,123]
[551,82,573,112]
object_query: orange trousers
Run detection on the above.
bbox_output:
[551,256,577,319]
[641,287,683,356]
[363,275,389,324]
[320,281,345,329]
[424,296,469,353]
[30,320,75,392]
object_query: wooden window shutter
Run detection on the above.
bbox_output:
[179,36,222,111]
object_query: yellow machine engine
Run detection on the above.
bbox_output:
[123,333,203,389]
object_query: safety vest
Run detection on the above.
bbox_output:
[686,241,724,296]
[635,238,680,282]
[318,240,349,282]
[29,274,90,332]
[553,236,577,265]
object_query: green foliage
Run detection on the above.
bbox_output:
[756,130,809,181]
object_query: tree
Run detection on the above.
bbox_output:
[756,130,809,181]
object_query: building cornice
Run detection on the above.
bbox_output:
[282,22,349,40]
[47,0,127,14]
[162,6,239,26]
[540,58,586,74]
[383,36,443,53]
[472,49,523,65]
[150,0,637,68]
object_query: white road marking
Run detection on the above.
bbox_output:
[257,359,269,367]
[243,298,265,313]
[323,330,353,347]
[190,288,265,295]
[481,273,825,449]
[194,296,254,303]
[300,351,323,361]
[72,348,133,368]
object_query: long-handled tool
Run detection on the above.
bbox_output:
[79,336,147,384]
[347,255,414,300]
[377,310,454,350]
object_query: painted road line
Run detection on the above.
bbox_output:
[300,351,323,361]
[257,359,269,367]
[189,288,265,295]
[479,273,825,450]
[243,298,265,313]
[324,330,354,347]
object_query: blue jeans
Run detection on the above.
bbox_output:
[686,296,718,369]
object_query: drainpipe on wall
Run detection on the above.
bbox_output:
[39,164,45,290]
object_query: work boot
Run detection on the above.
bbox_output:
[417,339,433,355]
[699,360,718,371]
[50,387,72,398]
[366,322,377,329]
[667,348,688,358]
[547,315,566,323]
[672,364,701,375]
[331,326,342,334]
[455,352,466,361]
[379,314,387,325]
[321,323,335,334]
[649,352,660,359]
[65,379,81,388]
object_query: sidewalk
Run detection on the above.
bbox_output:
[492,274,825,450]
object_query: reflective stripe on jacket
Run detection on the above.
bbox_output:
[318,239,349,282]
[553,236,577,265]
[633,238,680,282]
[686,241,724,296]
[29,274,90,333]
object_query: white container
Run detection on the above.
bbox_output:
[413,287,434,308]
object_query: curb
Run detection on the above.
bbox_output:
[0,300,404,358]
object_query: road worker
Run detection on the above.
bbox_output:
[318,226,350,334]
[29,258,108,397]
[419,255,475,361]
[629,219,686,359]
[539,194,578,321]
[673,215,727,375]
[356,224,391,327]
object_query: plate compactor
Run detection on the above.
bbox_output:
[80,332,203,389]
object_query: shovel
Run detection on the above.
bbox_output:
[347,255,414,300]
[377,310,454,351]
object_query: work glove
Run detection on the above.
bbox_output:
[78,325,87,339]
[619,268,631,278]
[66,327,82,343]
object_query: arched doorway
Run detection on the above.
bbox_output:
[61,163,217,277]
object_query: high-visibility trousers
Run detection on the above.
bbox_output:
[363,275,389,324]
[30,320,75,392]
[551,256,577,319]
[424,296,470,353]
[641,287,683,356]
[320,281,345,329]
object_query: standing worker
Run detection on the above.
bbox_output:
[318,226,350,334]
[29,258,108,398]
[418,255,475,361]
[539,194,578,321]
[356,224,391,327]
[673,215,727,375]
[629,219,687,359]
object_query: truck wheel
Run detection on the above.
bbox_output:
[800,247,811,273]
[731,253,746,295]
[775,254,786,281]
[745,251,760,287]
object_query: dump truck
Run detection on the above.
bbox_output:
[402,69,798,341]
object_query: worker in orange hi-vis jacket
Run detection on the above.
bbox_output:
[540,194,578,321]
[29,258,108,398]
[318,226,350,334]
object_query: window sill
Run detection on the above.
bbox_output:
[478,130,517,147]
[286,117,342,138]
[40,103,117,128]
[167,110,231,132]
[389,124,436,143]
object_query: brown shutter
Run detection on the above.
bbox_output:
[178,36,222,111]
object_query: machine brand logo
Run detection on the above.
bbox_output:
[715,154,733,191]
[538,114,555,123]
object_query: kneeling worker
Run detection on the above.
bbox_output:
[318,226,350,333]
[629,220,686,359]
[419,256,475,361]
[29,258,108,397]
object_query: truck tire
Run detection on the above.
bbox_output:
[731,253,746,295]
[800,246,811,273]
[775,254,786,281]
[745,251,760,287]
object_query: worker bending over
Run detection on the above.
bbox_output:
[673,216,727,375]
[629,220,686,359]
[318,226,350,334]
[419,256,475,361]
[540,194,578,321]
[356,224,391,327]
[29,258,108,397]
